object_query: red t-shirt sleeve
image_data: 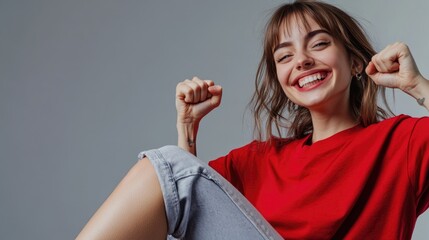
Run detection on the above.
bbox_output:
[209,145,246,193]
[208,141,264,193]
[208,150,238,184]
[407,117,429,215]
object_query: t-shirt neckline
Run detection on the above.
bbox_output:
[301,123,363,149]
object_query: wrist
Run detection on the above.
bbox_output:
[177,121,198,132]
[177,121,199,155]
[404,76,429,97]
[404,75,429,108]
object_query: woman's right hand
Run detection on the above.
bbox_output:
[175,77,222,125]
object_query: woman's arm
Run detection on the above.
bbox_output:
[175,77,222,155]
[76,78,222,239]
[366,42,429,111]
[404,75,429,110]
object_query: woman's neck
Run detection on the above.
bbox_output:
[310,113,357,143]
[309,102,357,144]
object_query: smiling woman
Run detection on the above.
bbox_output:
[76,1,429,239]
[274,21,357,134]
[253,2,390,142]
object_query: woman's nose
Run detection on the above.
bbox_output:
[295,52,315,70]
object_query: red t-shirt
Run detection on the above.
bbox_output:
[209,115,429,239]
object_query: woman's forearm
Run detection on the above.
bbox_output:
[405,75,429,111]
[177,121,199,156]
[175,77,222,156]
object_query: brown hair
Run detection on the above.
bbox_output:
[250,0,392,142]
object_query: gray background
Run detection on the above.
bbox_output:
[1,0,428,239]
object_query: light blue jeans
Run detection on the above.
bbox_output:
[138,145,283,240]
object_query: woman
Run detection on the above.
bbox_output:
[77,1,429,239]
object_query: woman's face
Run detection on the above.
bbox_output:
[273,16,354,112]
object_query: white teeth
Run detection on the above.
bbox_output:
[298,72,327,88]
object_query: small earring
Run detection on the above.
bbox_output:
[355,73,362,81]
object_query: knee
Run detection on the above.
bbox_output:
[133,157,159,185]
[159,145,187,154]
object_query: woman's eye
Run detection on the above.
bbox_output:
[313,41,330,48]
[276,54,292,63]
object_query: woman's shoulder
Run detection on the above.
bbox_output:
[372,114,428,129]
[232,136,304,155]
[359,114,428,140]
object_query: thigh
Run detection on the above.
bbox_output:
[139,146,283,240]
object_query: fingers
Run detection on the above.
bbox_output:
[365,42,422,90]
[207,85,222,108]
[366,42,408,75]
[175,77,222,123]
[176,77,218,104]
[365,61,377,76]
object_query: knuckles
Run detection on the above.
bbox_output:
[176,77,215,104]
[177,77,211,93]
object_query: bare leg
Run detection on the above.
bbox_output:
[76,157,167,240]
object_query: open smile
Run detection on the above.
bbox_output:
[298,72,328,88]
[291,70,332,91]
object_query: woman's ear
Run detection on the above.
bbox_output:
[351,57,364,75]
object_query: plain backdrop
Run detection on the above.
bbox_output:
[1,0,428,239]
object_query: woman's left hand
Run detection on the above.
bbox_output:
[366,42,429,110]
[365,42,424,92]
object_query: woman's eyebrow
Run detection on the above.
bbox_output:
[273,29,330,53]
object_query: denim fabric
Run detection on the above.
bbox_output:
[138,145,283,240]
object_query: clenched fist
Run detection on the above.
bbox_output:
[176,76,222,125]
